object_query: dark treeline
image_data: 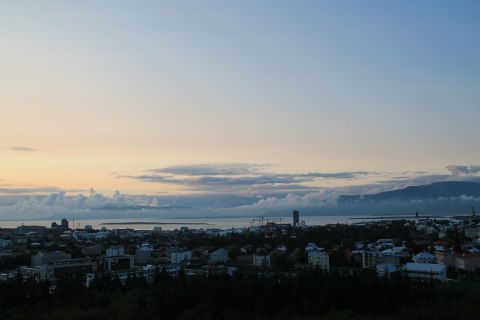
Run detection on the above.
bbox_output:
[1,270,479,319]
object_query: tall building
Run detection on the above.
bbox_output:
[293,210,300,226]
[61,218,69,230]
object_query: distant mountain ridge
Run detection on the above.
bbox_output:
[338,181,480,203]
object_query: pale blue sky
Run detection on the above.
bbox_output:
[0,1,479,206]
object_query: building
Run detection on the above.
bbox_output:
[436,252,480,272]
[15,225,46,236]
[135,245,153,265]
[0,239,12,248]
[378,252,400,266]
[376,263,398,278]
[413,252,436,264]
[170,250,192,264]
[209,248,229,264]
[38,258,98,281]
[253,254,271,268]
[61,218,69,230]
[104,246,135,272]
[454,253,480,272]
[464,227,480,239]
[293,210,300,226]
[404,263,446,281]
[31,251,72,267]
[106,246,125,257]
[307,249,330,272]
[361,251,377,268]
[82,245,103,257]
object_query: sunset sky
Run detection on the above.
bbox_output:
[1,1,479,218]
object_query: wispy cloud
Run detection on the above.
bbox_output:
[0,186,86,195]
[150,163,267,176]
[11,146,36,152]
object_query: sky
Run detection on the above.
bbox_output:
[1,1,480,218]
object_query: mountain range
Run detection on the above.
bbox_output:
[338,181,480,203]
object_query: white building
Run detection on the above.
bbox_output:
[307,250,330,272]
[404,263,446,281]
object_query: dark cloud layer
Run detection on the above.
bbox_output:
[123,164,372,192]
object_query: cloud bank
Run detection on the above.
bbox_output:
[2,164,480,219]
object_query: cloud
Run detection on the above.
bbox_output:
[10,189,188,215]
[120,163,373,193]
[0,186,82,195]
[229,182,396,210]
[150,163,266,176]
[446,165,480,176]
[124,172,371,192]
[6,164,480,218]
[11,146,36,152]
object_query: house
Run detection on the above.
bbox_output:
[404,263,446,281]
[413,252,436,264]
